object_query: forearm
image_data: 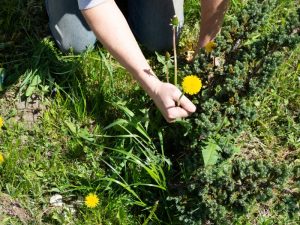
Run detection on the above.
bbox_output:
[81,0,196,122]
[81,0,160,98]
[198,0,229,48]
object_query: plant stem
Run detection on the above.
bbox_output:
[173,27,177,87]
[177,93,184,107]
[166,64,169,83]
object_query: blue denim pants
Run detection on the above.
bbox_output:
[45,0,184,53]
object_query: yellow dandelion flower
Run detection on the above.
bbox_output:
[182,75,202,95]
[205,41,217,53]
[85,193,99,208]
[0,152,4,165]
[0,116,3,128]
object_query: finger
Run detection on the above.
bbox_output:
[193,44,201,59]
[165,107,191,122]
[171,89,196,113]
[176,94,196,113]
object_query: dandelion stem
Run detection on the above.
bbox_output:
[166,64,169,83]
[173,27,178,87]
[177,93,184,107]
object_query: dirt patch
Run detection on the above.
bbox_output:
[15,94,46,127]
[0,193,32,224]
[0,89,46,128]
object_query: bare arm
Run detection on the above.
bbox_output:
[194,0,229,55]
[81,0,196,122]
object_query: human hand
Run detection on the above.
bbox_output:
[150,81,196,123]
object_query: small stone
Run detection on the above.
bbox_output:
[50,194,63,207]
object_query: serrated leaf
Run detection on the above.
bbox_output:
[202,141,220,167]
[64,120,77,134]
[155,52,165,64]
[78,129,94,142]
[25,85,36,97]
[31,75,42,86]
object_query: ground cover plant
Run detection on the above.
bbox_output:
[0,0,299,224]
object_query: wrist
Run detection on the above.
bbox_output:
[139,69,162,99]
[134,69,162,99]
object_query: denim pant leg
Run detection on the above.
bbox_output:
[128,0,184,52]
[45,0,96,53]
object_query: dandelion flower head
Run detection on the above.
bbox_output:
[182,75,202,95]
[85,193,99,208]
[0,116,3,128]
[205,41,217,53]
[0,152,4,165]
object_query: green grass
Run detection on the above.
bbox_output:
[1,0,299,224]
[233,44,300,225]
[251,45,300,148]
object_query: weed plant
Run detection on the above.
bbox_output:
[161,0,300,224]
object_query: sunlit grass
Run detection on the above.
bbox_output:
[0,0,299,224]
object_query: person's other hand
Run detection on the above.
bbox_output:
[150,81,196,122]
